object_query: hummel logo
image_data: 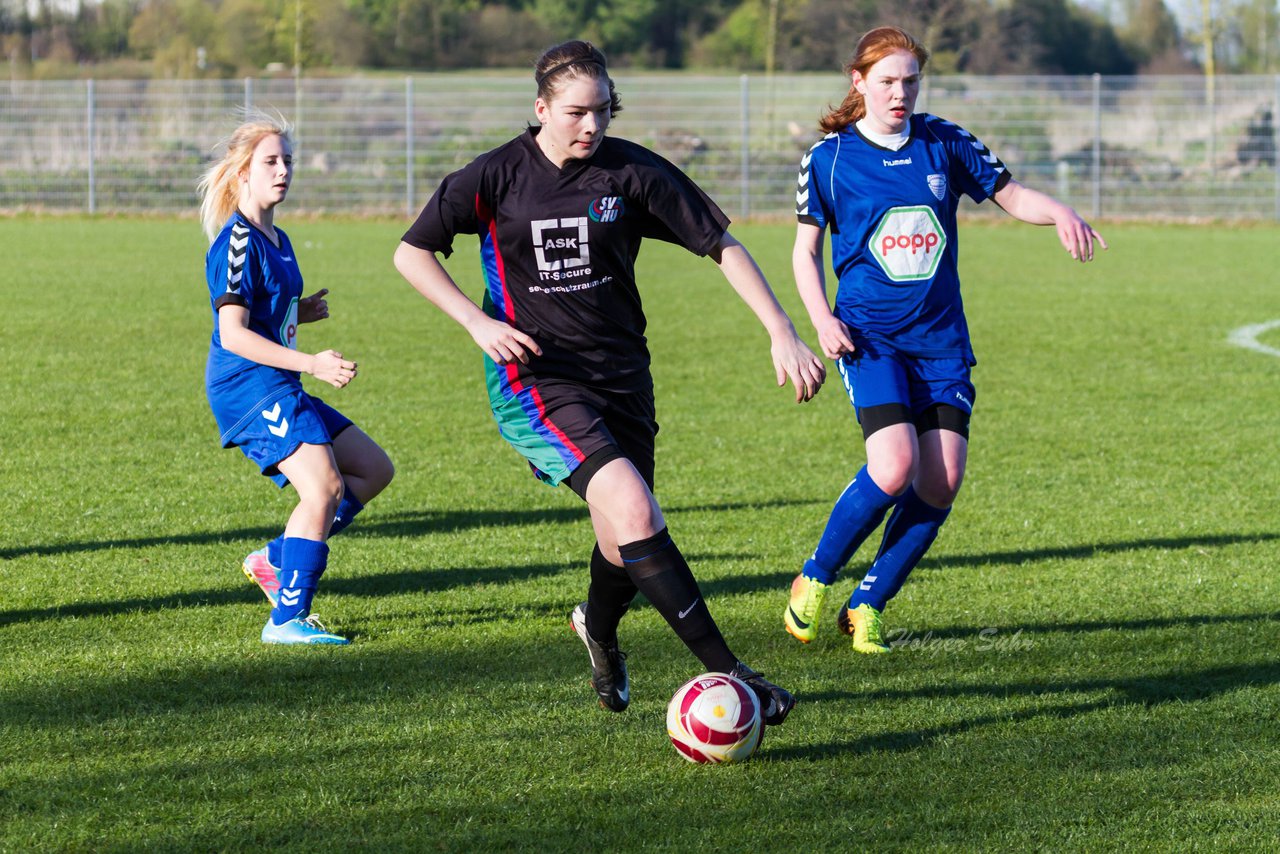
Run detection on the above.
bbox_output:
[677,598,700,619]
[262,402,289,437]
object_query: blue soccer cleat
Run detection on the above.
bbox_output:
[261,614,350,645]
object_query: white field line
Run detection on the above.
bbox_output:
[1228,320,1280,358]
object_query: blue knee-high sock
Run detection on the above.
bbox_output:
[270,537,329,625]
[267,535,285,567]
[849,487,950,612]
[266,491,364,565]
[329,491,365,537]
[803,466,897,585]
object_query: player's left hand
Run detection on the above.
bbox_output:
[771,332,826,403]
[1057,215,1108,262]
[299,288,330,322]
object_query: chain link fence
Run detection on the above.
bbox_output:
[3,73,1278,220]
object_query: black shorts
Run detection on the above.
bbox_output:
[490,375,657,497]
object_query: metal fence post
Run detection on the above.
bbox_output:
[86,78,95,215]
[1207,73,1215,176]
[406,76,414,218]
[293,77,302,155]
[1091,73,1100,220]
[740,74,749,221]
[244,76,252,110]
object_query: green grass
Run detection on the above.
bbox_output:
[3,217,1280,850]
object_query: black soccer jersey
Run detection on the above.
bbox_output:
[402,127,731,391]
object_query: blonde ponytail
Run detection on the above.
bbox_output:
[197,111,293,242]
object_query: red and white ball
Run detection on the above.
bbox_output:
[666,672,763,764]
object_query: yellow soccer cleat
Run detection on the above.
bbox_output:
[783,573,829,643]
[838,602,892,654]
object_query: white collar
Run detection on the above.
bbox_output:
[855,118,910,151]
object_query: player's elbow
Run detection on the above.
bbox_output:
[218,326,252,358]
[709,231,746,265]
[393,241,417,277]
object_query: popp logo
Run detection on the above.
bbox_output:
[869,206,946,282]
[279,297,299,350]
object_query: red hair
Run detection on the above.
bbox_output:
[818,26,930,134]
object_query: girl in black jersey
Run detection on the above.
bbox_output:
[394,40,825,726]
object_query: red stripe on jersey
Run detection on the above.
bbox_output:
[475,192,525,395]
[476,193,515,325]
[474,194,584,466]
[528,384,586,463]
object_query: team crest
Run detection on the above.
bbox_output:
[926,174,947,200]
[589,196,624,223]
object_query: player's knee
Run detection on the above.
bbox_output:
[369,449,395,494]
[299,469,345,516]
[866,458,915,497]
[915,472,962,508]
[615,503,664,541]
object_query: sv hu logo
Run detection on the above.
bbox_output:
[589,196,624,223]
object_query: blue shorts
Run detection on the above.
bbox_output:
[836,348,975,426]
[226,392,353,488]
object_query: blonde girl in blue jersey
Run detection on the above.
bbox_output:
[200,114,394,645]
[783,26,1106,652]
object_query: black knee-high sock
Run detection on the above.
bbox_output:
[585,543,637,645]
[619,528,737,673]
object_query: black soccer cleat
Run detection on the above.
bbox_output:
[570,603,630,712]
[730,662,795,726]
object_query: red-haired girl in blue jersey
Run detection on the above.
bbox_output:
[395,40,826,726]
[200,114,394,645]
[784,26,1106,653]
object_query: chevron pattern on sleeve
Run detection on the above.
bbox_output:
[928,116,1007,174]
[795,149,812,217]
[226,221,249,296]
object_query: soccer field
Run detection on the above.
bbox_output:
[3,217,1279,850]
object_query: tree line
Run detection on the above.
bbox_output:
[2,0,1276,78]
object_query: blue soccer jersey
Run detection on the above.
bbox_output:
[204,211,306,445]
[795,113,1011,362]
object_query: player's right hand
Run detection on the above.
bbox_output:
[470,317,542,366]
[309,349,358,388]
[815,315,856,360]
[771,332,826,403]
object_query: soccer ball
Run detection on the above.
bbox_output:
[666,672,763,764]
